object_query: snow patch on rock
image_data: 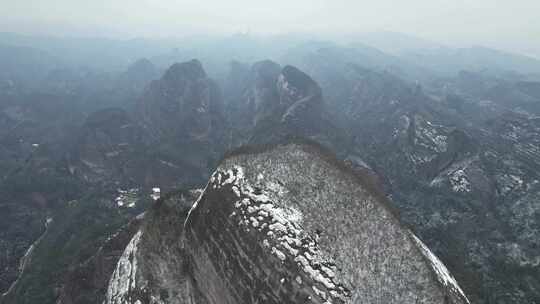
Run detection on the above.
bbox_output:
[105,230,146,304]
[202,165,350,303]
[411,233,471,304]
[449,169,471,193]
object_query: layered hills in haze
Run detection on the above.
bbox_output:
[0,32,540,304]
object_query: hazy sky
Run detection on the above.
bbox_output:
[2,0,540,55]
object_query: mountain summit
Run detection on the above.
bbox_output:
[105,141,470,304]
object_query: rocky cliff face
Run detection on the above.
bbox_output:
[135,59,228,186]
[71,59,231,190]
[138,59,226,144]
[105,189,204,304]
[105,142,470,304]
[227,60,350,159]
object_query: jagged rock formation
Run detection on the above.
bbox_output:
[244,60,282,129]
[227,60,350,160]
[105,190,204,304]
[72,59,231,189]
[138,59,226,144]
[135,59,228,185]
[105,142,470,304]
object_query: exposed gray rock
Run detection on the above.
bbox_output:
[105,190,204,304]
[105,142,470,304]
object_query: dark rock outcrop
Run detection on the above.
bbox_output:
[105,190,204,304]
[134,59,228,186]
[229,60,349,158]
[105,142,470,304]
[72,59,232,190]
[138,59,226,143]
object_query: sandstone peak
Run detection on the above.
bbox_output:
[105,142,470,304]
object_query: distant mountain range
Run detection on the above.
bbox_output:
[1,31,540,80]
[0,33,539,303]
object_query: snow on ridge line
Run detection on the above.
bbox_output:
[411,233,471,304]
[184,176,213,228]
[183,165,243,221]
[198,165,350,303]
[106,230,143,304]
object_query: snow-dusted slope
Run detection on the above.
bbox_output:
[105,141,470,304]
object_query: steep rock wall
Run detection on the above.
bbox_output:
[105,142,471,304]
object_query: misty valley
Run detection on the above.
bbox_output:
[0,31,540,304]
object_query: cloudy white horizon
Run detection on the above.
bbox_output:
[1,0,539,57]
